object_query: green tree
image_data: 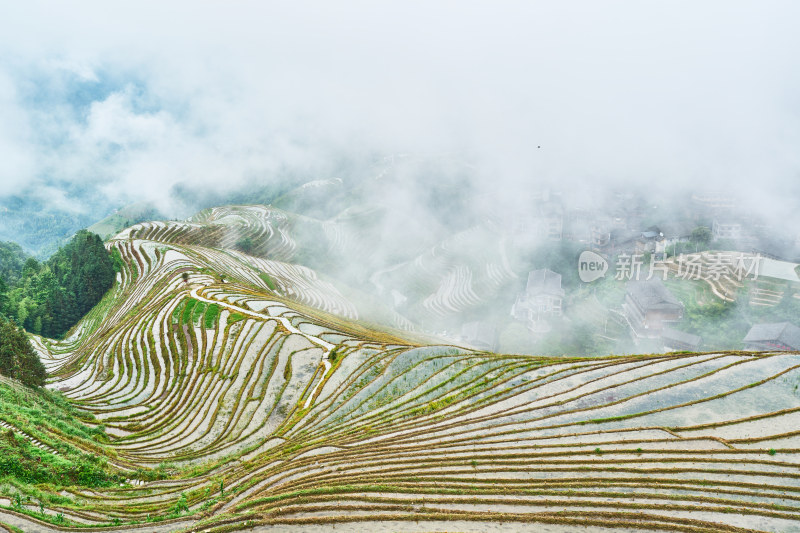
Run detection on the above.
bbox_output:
[0,241,29,285]
[16,299,28,327]
[22,257,40,278]
[0,318,46,387]
[691,226,712,245]
[0,276,7,315]
[236,237,254,254]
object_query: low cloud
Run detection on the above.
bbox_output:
[0,1,798,226]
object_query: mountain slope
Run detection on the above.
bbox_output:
[8,207,800,532]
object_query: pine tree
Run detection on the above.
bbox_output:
[0,318,46,387]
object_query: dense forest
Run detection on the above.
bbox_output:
[0,231,115,339]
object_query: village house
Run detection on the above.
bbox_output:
[590,224,611,250]
[563,207,592,243]
[608,228,641,255]
[577,214,615,252]
[631,231,669,261]
[623,279,684,337]
[661,327,702,352]
[712,219,743,241]
[511,269,565,333]
[747,257,800,306]
[743,322,800,352]
[635,231,664,255]
[658,220,694,249]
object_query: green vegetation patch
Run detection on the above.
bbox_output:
[0,431,111,486]
[174,298,220,329]
[203,303,221,329]
[110,247,125,273]
[182,299,198,324]
[228,312,245,325]
[191,301,207,325]
[259,272,277,291]
[0,383,120,488]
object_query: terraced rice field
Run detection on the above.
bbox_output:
[665,252,747,303]
[371,225,518,321]
[10,208,800,532]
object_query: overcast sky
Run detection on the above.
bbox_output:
[1,1,799,221]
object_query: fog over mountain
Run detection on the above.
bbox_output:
[6,7,800,532]
[1,1,798,232]
[0,2,799,351]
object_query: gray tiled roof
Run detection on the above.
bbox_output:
[658,220,694,239]
[743,322,800,350]
[525,269,565,298]
[661,327,702,348]
[626,279,682,312]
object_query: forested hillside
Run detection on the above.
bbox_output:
[0,231,115,338]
